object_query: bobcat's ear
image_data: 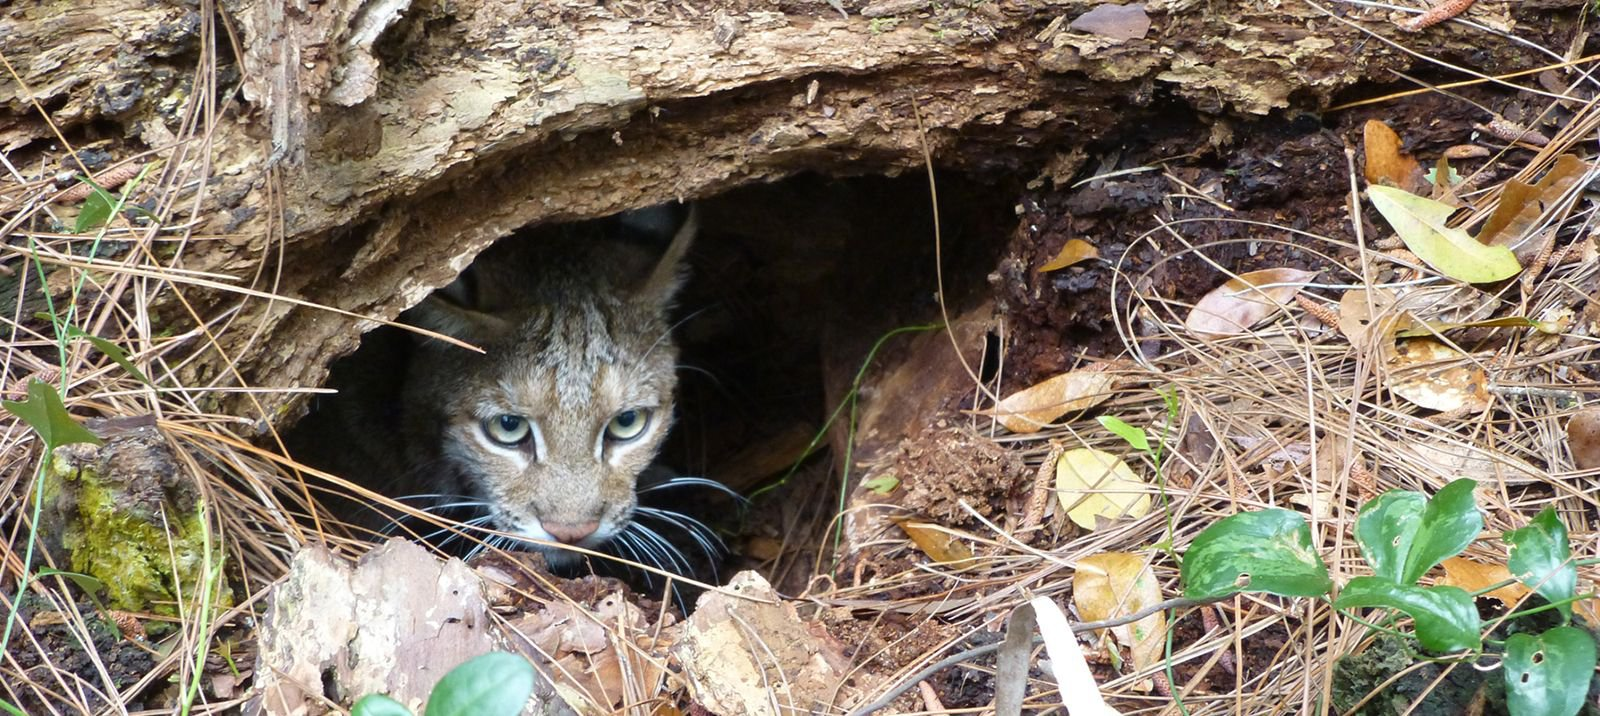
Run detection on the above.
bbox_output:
[631,204,696,308]
[405,271,514,347]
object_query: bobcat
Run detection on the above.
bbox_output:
[296,206,699,567]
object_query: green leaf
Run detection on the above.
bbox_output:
[424,652,535,716]
[74,185,120,234]
[1424,162,1462,187]
[1505,507,1576,620]
[1504,626,1597,716]
[1159,386,1180,421]
[1098,415,1150,452]
[33,568,105,595]
[862,474,899,494]
[1368,185,1521,283]
[1402,478,1481,585]
[2,379,102,448]
[0,698,24,716]
[1355,490,1425,583]
[352,694,414,716]
[1335,577,1481,652]
[64,326,154,388]
[1181,509,1332,600]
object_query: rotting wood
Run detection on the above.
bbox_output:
[0,0,1581,426]
[249,539,568,715]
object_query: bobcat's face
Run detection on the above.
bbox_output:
[421,302,678,557]
[400,208,693,564]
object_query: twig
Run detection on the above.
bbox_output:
[848,594,1222,715]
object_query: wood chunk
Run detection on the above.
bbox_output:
[249,540,560,715]
[674,571,856,716]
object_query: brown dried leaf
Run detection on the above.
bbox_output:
[1039,238,1100,272]
[1478,155,1589,261]
[1566,407,1600,471]
[893,517,975,564]
[1186,268,1318,336]
[1338,287,1406,348]
[981,366,1117,433]
[1067,3,1151,41]
[1363,120,1428,194]
[1438,557,1530,607]
[1073,552,1166,676]
[1405,441,1543,486]
[1386,338,1488,412]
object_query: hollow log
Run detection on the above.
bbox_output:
[0,0,1580,423]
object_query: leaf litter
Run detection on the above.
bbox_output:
[849,99,1600,714]
[14,32,1600,716]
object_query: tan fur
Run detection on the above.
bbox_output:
[397,211,693,562]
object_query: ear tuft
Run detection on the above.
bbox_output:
[632,204,696,308]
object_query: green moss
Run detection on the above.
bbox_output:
[52,455,230,617]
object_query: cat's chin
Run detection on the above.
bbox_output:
[531,543,586,570]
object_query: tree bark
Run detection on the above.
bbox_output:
[0,0,1580,425]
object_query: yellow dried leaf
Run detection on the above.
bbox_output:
[1386,338,1488,412]
[1074,552,1166,677]
[1185,268,1319,336]
[1368,185,1521,283]
[1438,557,1530,607]
[982,367,1116,434]
[1039,239,1100,272]
[1574,582,1600,626]
[892,518,974,564]
[1055,448,1151,529]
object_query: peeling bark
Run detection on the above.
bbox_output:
[0,0,1581,424]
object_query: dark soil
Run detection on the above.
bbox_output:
[4,594,155,713]
[994,84,1556,384]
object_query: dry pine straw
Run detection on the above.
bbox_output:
[828,139,1600,711]
[3,41,1600,716]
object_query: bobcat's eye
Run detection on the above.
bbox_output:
[483,414,531,446]
[604,409,651,442]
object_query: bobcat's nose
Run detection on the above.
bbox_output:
[545,520,600,544]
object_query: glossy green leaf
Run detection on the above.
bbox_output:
[1505,507,1576,620]
[1402,478,1482,585]
[1098,415,1149,452]
[1335,577,1481,652]
[353,695,414,716]
[1181,509,1331,600]
[74,185,119,234]
[1368,185,1521,283]
[1356,490,1425,583]
[2,379,102,448]
[424,652,535,716]
[1504,626,1597,716]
